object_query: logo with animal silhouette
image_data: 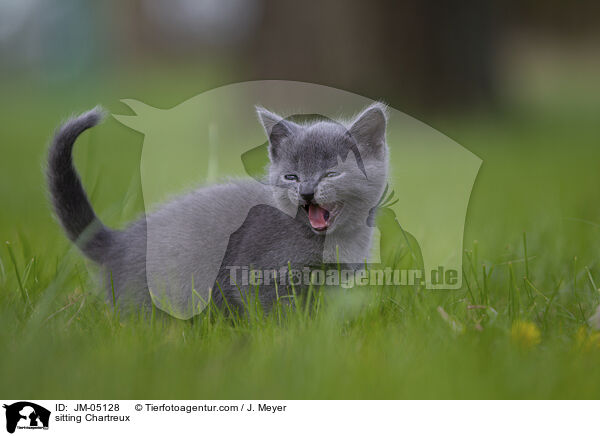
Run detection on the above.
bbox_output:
[106,81,480,318]
[3,402,50,434]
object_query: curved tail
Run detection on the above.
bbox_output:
[46,107,114,263]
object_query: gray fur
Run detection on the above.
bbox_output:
[47,103,389,315]
[46,106,113,264]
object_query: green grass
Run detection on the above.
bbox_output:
[1,67,600,399]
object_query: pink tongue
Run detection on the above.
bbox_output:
[308,204,328,229]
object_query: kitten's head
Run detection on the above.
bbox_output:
[257,103,389,234]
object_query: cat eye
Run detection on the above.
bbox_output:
[283,174,299,181]
[325,171,340,178]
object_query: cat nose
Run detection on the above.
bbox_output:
[299,184,315,203]
[300,191,314,203]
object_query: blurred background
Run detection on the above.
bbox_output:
[1,0,599,112]
[0,0,599,265]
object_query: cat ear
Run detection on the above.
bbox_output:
[256,106,299,161]
[348,102,388,156]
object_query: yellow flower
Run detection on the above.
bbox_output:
[575,326,600,351]
[511,321,541,348]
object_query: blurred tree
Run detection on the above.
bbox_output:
[8,0,592,114]
[246,0,497,113]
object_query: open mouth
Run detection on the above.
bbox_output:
[303,203,340,232]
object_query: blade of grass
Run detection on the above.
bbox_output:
[6,241,30,309]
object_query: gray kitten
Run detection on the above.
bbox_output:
[47,103,389,316]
